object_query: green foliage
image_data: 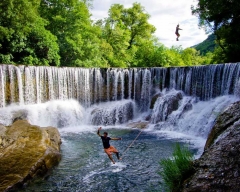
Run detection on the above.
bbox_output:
[192,0,240,63]
[99,3,156,67]
[159,143,194,192]
[39,0,104,67]
[192,34,216,55]
[0,0,60,66]
[0,1,220,67]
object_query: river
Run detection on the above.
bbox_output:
[20,128,201,192]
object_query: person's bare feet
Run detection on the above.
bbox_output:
[112,161,115,164]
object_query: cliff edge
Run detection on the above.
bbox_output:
[182,101,240,192]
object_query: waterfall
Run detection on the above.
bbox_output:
[0,99,84,127]
[1,63,240,108]
[88,100,135,126]
[0,66,5,108]
[0,99,135,127]
[151,90,185,123]
[0,63,240,138]
[149,90,237,139]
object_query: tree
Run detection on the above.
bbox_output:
[181,48,201,66]
[0,0,60,65]
[133,38,169,67]
[39,0,105,67]
[100,3,156,67]
[192,0,240,62]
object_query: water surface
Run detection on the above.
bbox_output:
[21,128,199,192]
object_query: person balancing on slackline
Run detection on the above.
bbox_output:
[97,127,122,164]
[175,24,182,41]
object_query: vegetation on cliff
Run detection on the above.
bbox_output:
[192,34,216,55]
[192,0,240,63]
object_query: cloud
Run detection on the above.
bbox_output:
[90,0,208,48]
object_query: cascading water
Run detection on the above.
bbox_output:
[0,63,240,150]
[0,63,240,145]
[0,100,85,127]
[1,63,240,107]
[149,89,238,139]
[88,100,135,126]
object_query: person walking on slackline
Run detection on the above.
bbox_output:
[97,127,122,164]
[175,24,182,41]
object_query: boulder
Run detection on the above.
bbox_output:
[0,120,61,192]
[182,101,240,192]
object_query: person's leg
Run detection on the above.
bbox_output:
[108,154,115,164]
[115,152,122,160]
[109,146,122,160]
[105,148,115,164]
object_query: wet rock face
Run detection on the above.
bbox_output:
[151,91,183,123]
[150,93,162,109]
[182,101,240,192]
[204,101,240,149]
[90,101,134,126]
[0,120,61,192]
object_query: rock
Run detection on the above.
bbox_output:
[204,101,240,149]
[182,101,240,192]
[0,120,61,192]
[150,93,162,109]
[151,91,183,123]
[127,121,149,129]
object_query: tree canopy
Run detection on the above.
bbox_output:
[192,0,240,63]
[0,0,60,65]
[0,1,216,67]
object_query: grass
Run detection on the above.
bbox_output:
[159,143,194,192]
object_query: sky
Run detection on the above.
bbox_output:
[90,0,208,49]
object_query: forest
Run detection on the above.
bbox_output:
[0,0,239,68]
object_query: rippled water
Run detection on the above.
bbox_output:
[21,128,200,192]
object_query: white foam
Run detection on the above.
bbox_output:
[0,99,84,127]
[110,162,127,172]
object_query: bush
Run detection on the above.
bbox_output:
[159,143,194,192]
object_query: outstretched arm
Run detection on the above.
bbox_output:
[97,127,102,137]
[111,137,122,141]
